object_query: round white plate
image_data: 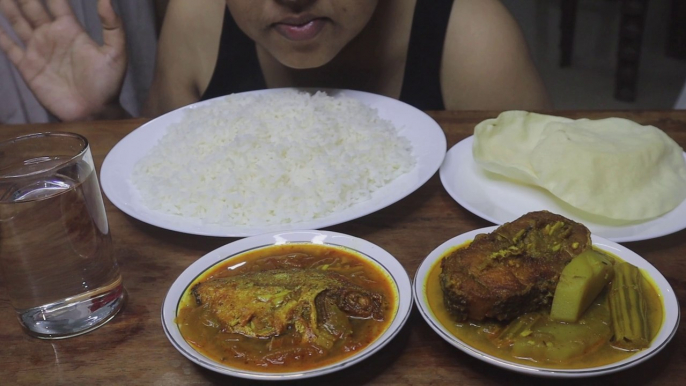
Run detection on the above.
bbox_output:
[101,88,446,237]
[440,136,686,242]
[413,226,680,378]
[162,230,413,381]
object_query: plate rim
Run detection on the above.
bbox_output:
[101,88,447,237]
[161,229,413,380]
[439,135,686,242]
[412,226,680,378]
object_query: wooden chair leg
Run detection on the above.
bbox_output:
[560,0,578,67]
[615,0,649,102]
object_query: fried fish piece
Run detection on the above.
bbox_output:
[440,211,591,322]
[191,268,385,348]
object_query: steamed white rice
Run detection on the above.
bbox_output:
[131,90,415,227]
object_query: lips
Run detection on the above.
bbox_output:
[273,16,328,41]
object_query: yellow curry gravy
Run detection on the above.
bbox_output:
[426,243,664,369]
[176,243,398,372]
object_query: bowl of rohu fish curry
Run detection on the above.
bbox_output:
[416,211,676,376]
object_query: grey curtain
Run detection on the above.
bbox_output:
[0,0,158,123]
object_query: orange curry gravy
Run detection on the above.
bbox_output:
[425,243,664,369]
[176,243,398,372]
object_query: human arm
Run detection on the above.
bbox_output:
[142,0,224,118]
[440,0,552,111]
[0,0,129,121]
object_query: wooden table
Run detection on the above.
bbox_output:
[1,110,685,385]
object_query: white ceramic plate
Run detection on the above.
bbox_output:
[162,230,413,381]
[440,136,686,242]
[101,88,446,237]
[413,226,680,378]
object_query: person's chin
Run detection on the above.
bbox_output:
[272,46,339,70]
[281,55,334,70]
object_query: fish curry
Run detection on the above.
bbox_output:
[176,243,397,372]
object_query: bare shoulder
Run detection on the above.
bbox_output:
[440,0,551,111]
[143,0,225,117]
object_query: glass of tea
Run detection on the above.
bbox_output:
[0,132,125,339]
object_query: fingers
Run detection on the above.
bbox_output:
[97,0,124,53]
[17,0,52,27]
[45,0,76,18]
[1,0,35,44]
[0,25,25,65]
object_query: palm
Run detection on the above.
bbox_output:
[0,0,126,121]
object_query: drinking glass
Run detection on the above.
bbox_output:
[0,132,125,339]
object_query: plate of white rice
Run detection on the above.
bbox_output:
[101,88,446,237]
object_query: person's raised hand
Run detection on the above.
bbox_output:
[0,0,128,121]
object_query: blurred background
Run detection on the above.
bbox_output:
[502,0,686,110]
[2,0,685,123]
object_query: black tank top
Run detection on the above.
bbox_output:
[201,1,453,110]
